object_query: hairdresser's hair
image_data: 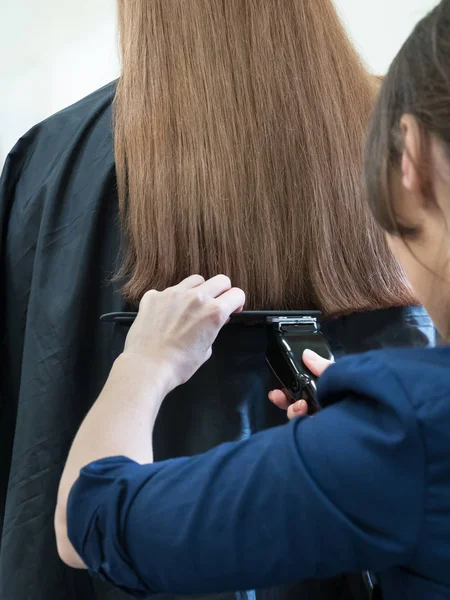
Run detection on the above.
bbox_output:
[365,0,450,237]
[115,0,415,314]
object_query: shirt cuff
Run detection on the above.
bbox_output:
[67,456,154,598]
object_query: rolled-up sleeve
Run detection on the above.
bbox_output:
[67,353,424,597]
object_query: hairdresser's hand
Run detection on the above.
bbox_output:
[268,350,333,420]
[123,275,245,391]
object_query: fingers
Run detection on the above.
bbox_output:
[269,391,309,420]
[175,275,206,291]
[215,287,246,318]
[172,276,245,314]
[302,349,333,377]
[268,389,291,410]
[198,274,232,298]
[287,400,308,420]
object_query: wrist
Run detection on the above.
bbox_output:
[114,352,176,400]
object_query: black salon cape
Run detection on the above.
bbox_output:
[0,82,436,600]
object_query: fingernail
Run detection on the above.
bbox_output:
[293,400,307,412]
[303,349,317,362]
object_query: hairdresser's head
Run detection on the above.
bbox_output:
[115,0,414,315]
[365,0,450,336]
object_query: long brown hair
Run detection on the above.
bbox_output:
[115,0,415,314]
[365,0,450,238]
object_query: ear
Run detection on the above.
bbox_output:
[400,114,426,195]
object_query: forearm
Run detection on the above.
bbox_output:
[55,353,170,567]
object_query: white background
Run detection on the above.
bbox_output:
[0,0,439,167]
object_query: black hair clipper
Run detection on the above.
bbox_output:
[265,314,333,413]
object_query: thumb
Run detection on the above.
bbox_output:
[302,349,333,377]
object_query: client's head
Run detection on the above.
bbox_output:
[115,0,415,315]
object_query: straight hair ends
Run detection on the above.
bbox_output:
[115,0,415,315]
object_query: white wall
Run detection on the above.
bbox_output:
[336,0,438,73]
[0,0,439,167]
[0,0,120,166]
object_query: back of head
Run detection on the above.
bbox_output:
[115,0,415,315]
[365,0,450,237]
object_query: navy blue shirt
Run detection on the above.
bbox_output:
[67,347,450,599]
